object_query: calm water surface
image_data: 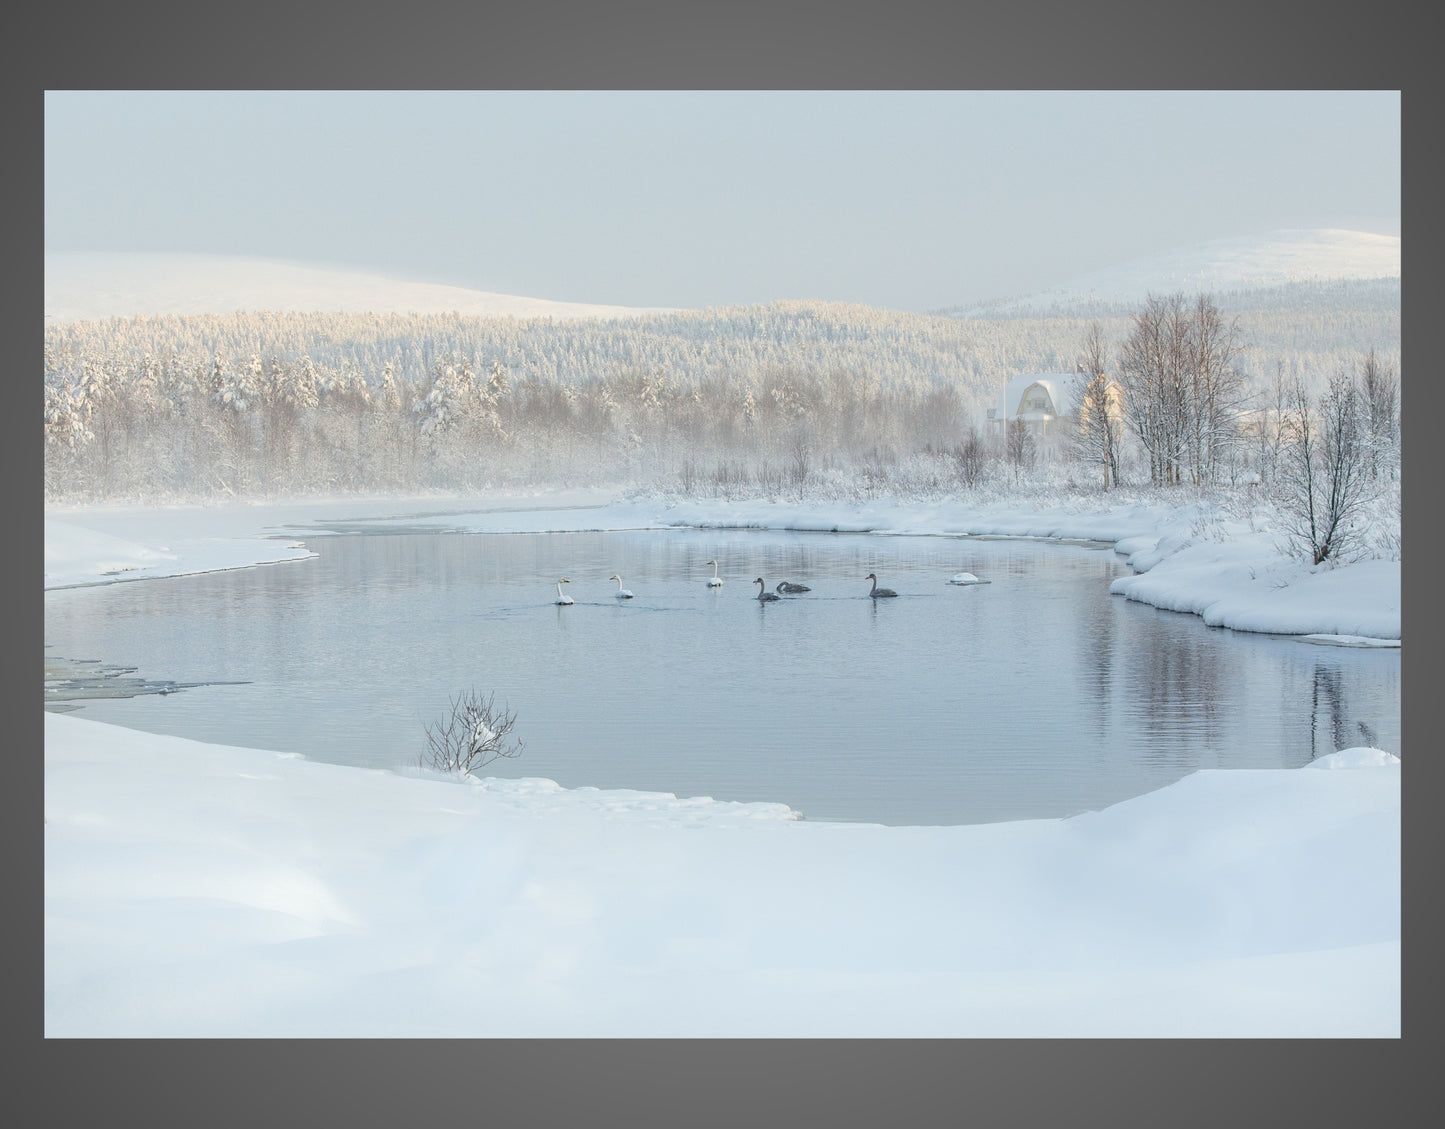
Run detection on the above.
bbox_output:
[44,528,1402,825]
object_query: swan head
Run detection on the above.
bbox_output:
[609,574,622,582]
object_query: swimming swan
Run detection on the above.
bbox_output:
[754,577,781,602]
[555,578,573,605]
[948,572,990,585]
[866,573,898,598]
[609,574,634,599]
[775,580,811,594]
[706,559,724,587]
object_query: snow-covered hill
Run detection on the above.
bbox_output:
[44,251,676,323]
[46,229,1401,325]
[952,229,1400,316]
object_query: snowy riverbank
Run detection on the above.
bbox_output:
[45,710,1399,1037]
[43,490,1402,1036]
[44,488,1400,642]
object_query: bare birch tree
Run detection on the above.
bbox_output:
[1069,320,1123,489]
[1251,361,1292,489]
[1118,293,1185,486]
[1277,369,1369,565]
[1184,294,1248,486]
[1006,416,1035,484]
[1359,348,1399,481]
[1117,292,1246,488]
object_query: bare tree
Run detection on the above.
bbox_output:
[951,425,989,488]
[1250,361,1292,489]
[1069,320,1123,489]
[1117,293,1189,486]
[1116,292,1246,488]
[1006,417,1035,484]
[420,689,524,776]
[1359,348,1399,480]
[1184,294,1248,486]
[1277,369,1369,565]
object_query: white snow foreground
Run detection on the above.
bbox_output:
[44,712,1399,1038]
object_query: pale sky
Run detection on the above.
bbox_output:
[44,90,1400,313]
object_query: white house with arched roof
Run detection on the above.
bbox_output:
[987,374,1079,437]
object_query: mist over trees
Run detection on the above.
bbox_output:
[44,286,1399,538]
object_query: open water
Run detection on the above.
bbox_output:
[43,527,1401,825]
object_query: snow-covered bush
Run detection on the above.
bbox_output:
[420,690,524,777]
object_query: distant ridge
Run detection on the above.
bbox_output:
[947,229,1400,317]
[44,251,677,323]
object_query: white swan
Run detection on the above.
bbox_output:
[555,578,573,605]
[706,559,724,587]
[609,574,634,599]
[948,572,990,585]
[866,573,898,598]
[754,577,781,602]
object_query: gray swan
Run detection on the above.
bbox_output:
[866,573,898,598]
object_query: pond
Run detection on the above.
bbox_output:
[43,527,1402,826]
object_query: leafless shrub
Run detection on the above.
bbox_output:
[1006,417,1036,483]
[678,457,700,494]
[789,432,812,486]
[951,427,988,488]
[421,689,524,776]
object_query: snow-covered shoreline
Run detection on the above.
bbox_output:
[43,489,1402,1037]
[44,489,1401,643]
[44,710,1399,1037]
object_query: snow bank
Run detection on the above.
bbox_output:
[43,712,1400,1037]
[1109,526,1401,641]
[44,507,312,588]
[41,490,621,589]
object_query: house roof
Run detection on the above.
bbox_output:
[996,374,1079,422]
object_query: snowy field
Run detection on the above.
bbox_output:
[43,491,1401,1036]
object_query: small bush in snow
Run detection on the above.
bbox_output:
[421,689,524,776]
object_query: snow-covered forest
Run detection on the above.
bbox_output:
[43,279,1399,511]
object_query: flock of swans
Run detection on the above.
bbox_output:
[553,565,950,604]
